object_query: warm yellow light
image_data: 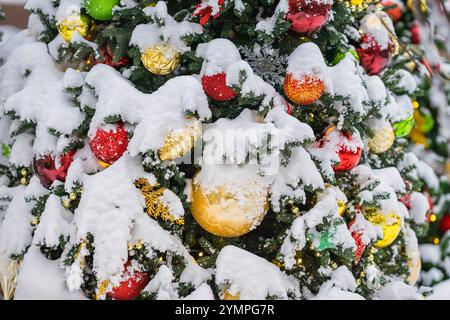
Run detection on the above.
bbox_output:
[413,100,420,109]
[433,237,440,245]
[430,214,437,222]
[198,252,204,257]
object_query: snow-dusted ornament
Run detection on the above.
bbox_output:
[286,0,332,34]
[368,119,395,154]
[141,44,181,76]
[356,11,398,75]
[365,209,401,248]
[58,12,95,42]
[0,257,20,300]
[318,126,363,173]
[341,0,374,12]
[393,114,414,138]
[404,227,421,285]
[84,0,120,21]
[89,122,129,168]
[158,120,202,161]
[190,169,269,238]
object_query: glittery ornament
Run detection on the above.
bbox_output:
[284,73,325,105]
[353,230,366,264]
[106,260,150,300]
[33,150,76,189]
[158,121,201,161]
[368,124,395,154]
[84,0,120,21]
[201,72,238,102]
[366,210,401,248]
[89,122,129,166]
[286,0,331,34]
[58,13,94,42]
[393,114,415,138]
[223,290,240,300]
[190,173,269,238]
[141,44,181,76]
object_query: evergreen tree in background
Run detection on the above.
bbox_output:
[0,0,448,300]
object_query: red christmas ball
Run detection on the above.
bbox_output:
[381,0,402,22]
[107,260,150,300]
[356,34,392,75]
[33,150,76,189]
[287,0,331,34]
[410,23,421,44]
[201,72,238,102]
[319,127,362,172]
[439,215,450,233]
[89,122,129,166]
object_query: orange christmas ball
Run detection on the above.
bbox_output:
[382,0,403,22]
[284,73,325,105]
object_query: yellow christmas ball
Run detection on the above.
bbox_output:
[366,211,401,248]
[190,174,269,238]
[159,121,201,161]
[58,13,94,42]
[141,44,181,76]
[337,199,346,216]
[368,124,395,154]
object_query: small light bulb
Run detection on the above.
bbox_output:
[430,214,437,222]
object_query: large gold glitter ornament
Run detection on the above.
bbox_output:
[190,174,269,238]
[368,124,395,154]
[141,44,181,75]
[135,178,184,225]
[58,13,94,42]
[159,121,201,161]
[0,257,20,300]
[365,210,401,248]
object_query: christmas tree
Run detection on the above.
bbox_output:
[0,0,449,300]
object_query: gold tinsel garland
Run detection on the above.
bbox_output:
[134,178,184,225]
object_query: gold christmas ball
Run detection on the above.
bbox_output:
[159,121,201,161]
[141,44,181,76]
[368,124,395,154]
[57,13,94,42]
[20,168,28,176]
[190,175,269,238]
[284,73,325,105]
[20,177,28,185]
[62,198,71,209]
[405,227,421,285]
[69,192,77,201]
[366,211,401,248]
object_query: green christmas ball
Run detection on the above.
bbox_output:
[84,0,120,21]
[333,49,360,65]
[393,114,415,138]
[416,109,435,133]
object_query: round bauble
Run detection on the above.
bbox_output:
[84,0,120,21]
[440,214,450,233]
[141,44,181,76]
[368,124,395,154]
[201,72,238,102]
[286,0,331,34]
[381,0,403,22]
[190,174,269,238]
[89,122,129,166]
[393,114,415,138]
[405,227,421,285]
[58,13,94,42]
[356,34,392,75]
[284,73,324,105]
[366,210,401,248]
[410,23,421,44]
[33,150,76,189]
[106,260,150,300]
[414,108,434,133]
